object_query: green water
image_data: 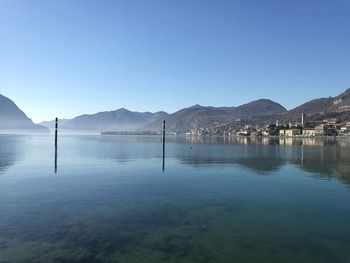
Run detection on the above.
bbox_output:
[0,134,350,262]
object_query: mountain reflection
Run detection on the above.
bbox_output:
[4,134,348,186]
[182,136,350,185]
[83,135,350,184]
[234,157,285,174]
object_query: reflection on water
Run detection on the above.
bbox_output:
[162,145,165,172]
[1,134,350,262]
[179,136,350,184]
[0,135,21,174]
[54,142,58,174]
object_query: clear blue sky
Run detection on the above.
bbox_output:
[1,0,350,123]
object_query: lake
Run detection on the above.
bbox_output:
[0,134,350,263]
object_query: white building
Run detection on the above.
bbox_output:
[302,128,316,137]
[279,129,301,137]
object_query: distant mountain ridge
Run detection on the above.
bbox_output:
[144,99,287,132]
[39,119,70,130]
[0,94,49,132]
[56,108,169,132]
[11,86,350,134]
[143,104,236,132]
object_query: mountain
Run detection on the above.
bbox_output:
[0,94,49,132]
[235,99,287,116]
[287,98,333,117]
[34,87,350,134]
[144,105,236,132]
[42,100,286,133]
[39,119,70,130]
[59,108,169,132]
[144,99,287,133]
[329,88,350,111]
[280,87,350,123]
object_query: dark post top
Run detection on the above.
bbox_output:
[55,118,58,147]
[162,120,165,146]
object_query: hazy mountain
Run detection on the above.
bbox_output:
[144,99,287,132]
[60,108,169,131]
[40,119,70,130]
[0,94,49,132]
[31,87,350,134]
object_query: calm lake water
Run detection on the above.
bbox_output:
[1,134,350,263]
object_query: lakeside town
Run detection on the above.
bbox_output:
[185,113,350,137]
[101,113,350,138]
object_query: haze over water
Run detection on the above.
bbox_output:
[0,134,350,262]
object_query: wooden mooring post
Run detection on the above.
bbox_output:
[162,120,165,171]
[55,117,58,147]
[54,117,58,173]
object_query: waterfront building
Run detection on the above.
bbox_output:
[315,125,325,136]
[279,128,302,137]
[314,124,339,136]
[302,128,316,137]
